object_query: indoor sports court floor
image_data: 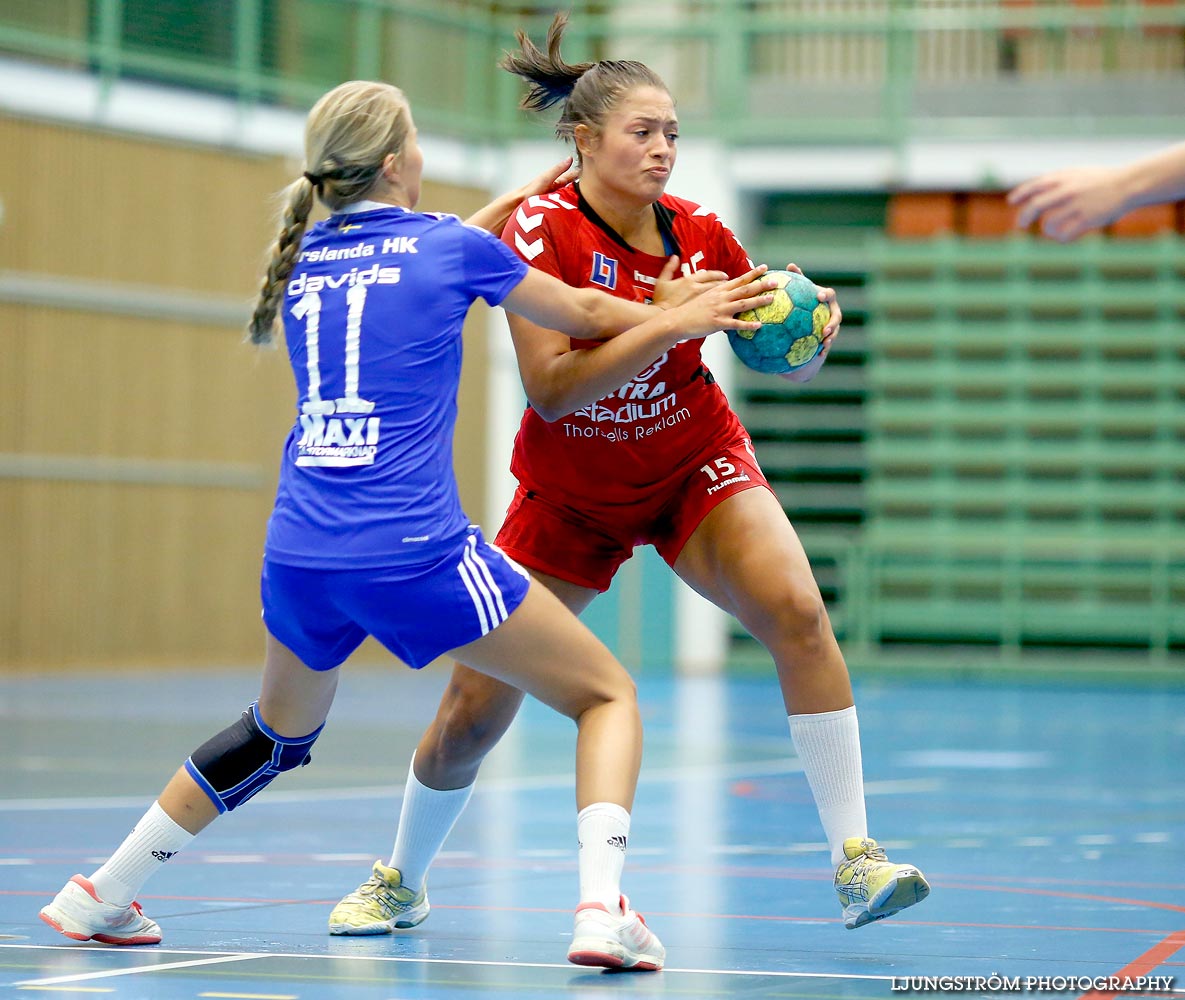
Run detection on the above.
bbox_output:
[1,662,1183,999]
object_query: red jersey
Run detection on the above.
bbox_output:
[501,181,755,506]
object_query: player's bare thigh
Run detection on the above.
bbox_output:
[442,565,599,705]
[416,566,604,790]
[672,486,822,618]
[448,574,625,722]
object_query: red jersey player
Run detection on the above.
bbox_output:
[501,182,761,563]
[330,14,930,944]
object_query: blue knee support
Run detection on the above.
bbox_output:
[184,701,322,814]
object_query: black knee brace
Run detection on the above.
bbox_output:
[184,701,322,813]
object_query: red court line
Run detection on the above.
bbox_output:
[7,880,1185,919]
[1076,929,1185,1000]
[937,881,1185,915]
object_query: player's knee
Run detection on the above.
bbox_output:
[568,666,638,725]
[431,685,519,765]
[750,581,830,646]
[599,668,638,708]
[184,702,322,814]
[442,708,510,760]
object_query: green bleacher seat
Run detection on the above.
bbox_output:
[854,233,1185,655]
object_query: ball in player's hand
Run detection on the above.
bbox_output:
[728,269,829,374]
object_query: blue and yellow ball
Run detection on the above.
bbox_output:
[728,269,829,374]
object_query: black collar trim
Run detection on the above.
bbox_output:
[574,181,682,258]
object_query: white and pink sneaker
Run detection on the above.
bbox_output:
[39,875,161,945]
[566,894,664,970]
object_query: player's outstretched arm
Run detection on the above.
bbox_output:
[501,266,774,422]
[503,265,770,344]
[1008,142,1185,242]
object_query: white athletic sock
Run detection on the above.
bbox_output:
[89,801,194,907]
[788,706,868,866]
[576,802,630,912]
[388,753,474,894]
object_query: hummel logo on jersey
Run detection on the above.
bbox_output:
[515,232,545,261]
[607,835,628,852]
[151,850,176,862]
[591,252,618,290]
[513,194,575,261]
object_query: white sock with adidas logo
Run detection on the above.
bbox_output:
[576,802,631,913]
[90,801,194,907]
[788,706,868,866]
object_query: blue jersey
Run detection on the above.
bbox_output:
[264,203,528,569]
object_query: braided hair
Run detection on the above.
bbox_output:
[247,81,411,345]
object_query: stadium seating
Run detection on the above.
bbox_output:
[856,233,1185,655]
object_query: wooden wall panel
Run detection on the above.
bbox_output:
[2,305,294,461]
[0,114,496,672]
[1,480,272,668]
[0,117,283,294]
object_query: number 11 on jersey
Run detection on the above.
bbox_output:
[290,287,380,467]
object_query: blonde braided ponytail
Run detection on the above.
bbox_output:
[246,80,412,346]
[247,178,316,345]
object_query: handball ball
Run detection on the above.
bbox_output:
[729,269,829,374]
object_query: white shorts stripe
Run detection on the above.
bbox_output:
[465,538,511,621]
[457,558,493,635]
[458,535,507,635]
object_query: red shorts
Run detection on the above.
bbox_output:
[494,437,773,592]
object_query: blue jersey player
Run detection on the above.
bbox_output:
[38,79,773,969]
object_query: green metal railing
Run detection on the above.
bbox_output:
[851,232,1185,657]
[1,0,1184,147]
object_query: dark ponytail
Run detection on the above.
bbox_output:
[499,12,591,114]
[500,13,669,150]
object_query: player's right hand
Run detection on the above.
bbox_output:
[652,255,734,310]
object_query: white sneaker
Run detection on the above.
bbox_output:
[39,875,161,945]
[566,894,664,970]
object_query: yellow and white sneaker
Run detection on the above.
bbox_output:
[834,837,930,929]
[328,860,429,935]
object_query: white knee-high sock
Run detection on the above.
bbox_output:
[788,706,868,866]
[388,753,474,893]
[89,801,194,907]
[577,802,630,912]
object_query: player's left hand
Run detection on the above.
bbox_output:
[784,262,842,344]
[780,262,841,383]
[517,156,579,201]
[466,158,583,236]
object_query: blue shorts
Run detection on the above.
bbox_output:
[261,526,531,671]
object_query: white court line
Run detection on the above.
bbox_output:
[0,761,939,813]
[14,952,264,986]
[4,943,896,985]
